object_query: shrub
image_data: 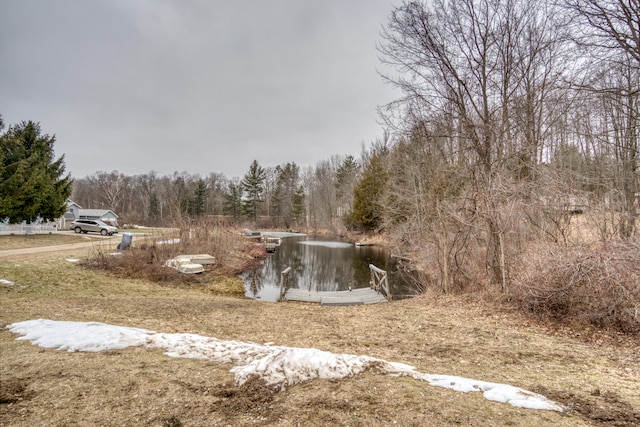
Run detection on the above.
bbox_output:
[511,240,640,334]
[83,226,263,285]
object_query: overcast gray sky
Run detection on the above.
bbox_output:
[1,0,400,179]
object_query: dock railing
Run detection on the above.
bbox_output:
[369,264,391,301]
[278,265,390,303]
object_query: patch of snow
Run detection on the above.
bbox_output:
[6,319,563,412]
[8,320,148,352]
[409,373,561,411]
[0,278,24,289]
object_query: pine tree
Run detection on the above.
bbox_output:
[189,179,207,216]
[292,185,306,227]
[149,192,160,222]
[335,155,359,221]
[335,155,359,200]
[0,120,72,222]
[272,162,300,227]
[351,152,388,232]
[223,179,243,218]
[241,160,266,222]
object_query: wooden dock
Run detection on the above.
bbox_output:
[282,287,388,306]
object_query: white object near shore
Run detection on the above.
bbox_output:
[164,254,215,274]
[180,254,216,265]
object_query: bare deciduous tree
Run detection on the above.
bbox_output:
[379,0,569,287]
[564,0,640,238]
[564,0,640,64]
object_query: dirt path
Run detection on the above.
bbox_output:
[0,235,122,260]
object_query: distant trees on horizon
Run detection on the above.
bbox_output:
[70,159,316,230]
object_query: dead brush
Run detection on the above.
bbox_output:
[511,240,640,334]
[82,226,257,285]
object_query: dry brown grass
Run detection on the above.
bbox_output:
[80,227,264,292]
[1,237,639,426]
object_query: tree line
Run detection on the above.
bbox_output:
[70,155,361,231]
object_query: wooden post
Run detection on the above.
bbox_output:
[279,267,292,302]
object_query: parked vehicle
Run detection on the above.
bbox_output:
[69,219,118,236]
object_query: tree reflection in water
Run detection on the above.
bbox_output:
[241,235,418,301]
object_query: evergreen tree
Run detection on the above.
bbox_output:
[272,162,300,227]
[292,185,306,226]
[241,160,266,222]
[223,178,243,218]
[335,155,359,221]
[335,155,359,200]
[189,179,207,216]
[149,192,160,222]
[351,152,388,232]
[0,120,72,222]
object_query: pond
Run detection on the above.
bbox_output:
[241,233,419,302]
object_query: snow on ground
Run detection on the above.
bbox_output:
[0,278,23,289]
[7,319,563,412]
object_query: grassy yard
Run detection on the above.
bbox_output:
[0,239,638,426]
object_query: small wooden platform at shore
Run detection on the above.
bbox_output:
[282,287,388,306]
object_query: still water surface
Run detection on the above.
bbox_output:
[241,234,416,302]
